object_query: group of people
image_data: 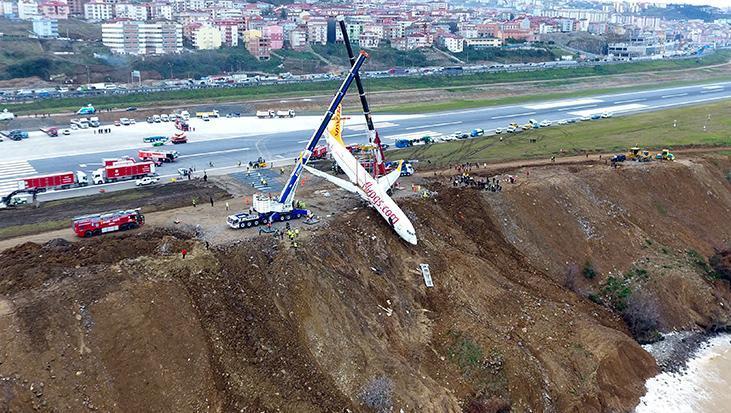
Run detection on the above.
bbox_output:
[93,128,112,134]
[453,162,487,175]
[452,173,504,192]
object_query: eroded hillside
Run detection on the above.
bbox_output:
[1,156,729,413]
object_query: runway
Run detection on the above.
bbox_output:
[2,80,731,200]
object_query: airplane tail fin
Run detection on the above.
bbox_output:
[377,160,403,191]
[327,104,345,146]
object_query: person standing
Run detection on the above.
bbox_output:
[225,201,229,211]
[192,198,197,208]
[181,248,187,259]
[209,196,214,207]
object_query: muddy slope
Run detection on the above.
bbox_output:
[1,158,730,412]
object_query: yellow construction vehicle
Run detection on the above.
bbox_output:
[655,149,675,161]
[628,146,642,160]
[639,150,653,162]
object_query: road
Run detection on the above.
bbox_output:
[2,80,731,200]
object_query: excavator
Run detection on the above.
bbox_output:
[0,188,37,209]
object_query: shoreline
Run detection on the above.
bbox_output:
[636,331,731,412]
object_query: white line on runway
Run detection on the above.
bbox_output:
[523,98,603,110]
[0,170,35,180]
[177,148,250,158]
[297,140,309,143]
[614,98,646,104]
[701,89,723,94]
[568,103,648,117]
[347,122,398,131]
[405,121,462,130]
[558,104,597,112]
[661,93,688,99]
[491,112,536,120]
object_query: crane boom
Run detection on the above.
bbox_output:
[337,16,387,177]
[278,50,369,206]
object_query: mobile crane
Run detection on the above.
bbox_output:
[226,51,369,229]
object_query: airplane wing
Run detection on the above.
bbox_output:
[377,160,402,191]
[302,164,361,194]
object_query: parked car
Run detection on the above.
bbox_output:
[539,120,552,127]
[126,106,137,111]
[494,128,503,134]
[557,120,568,125]
[114,120,121,126]
[601,112,613,118]
[62,129,71,135]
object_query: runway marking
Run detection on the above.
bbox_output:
[347,122,398,131]
[405,121,462,130]
[523,98,603,110]
[0,160,37,195]
[568,103,648,117]
[177,148,250,159]
[614,98,646,104]
[661,93,688,99]
[703,85,723,90]
[558,104,597,112]
[491,112,536,120]
[297,140,309,143]
[701,89,723,94]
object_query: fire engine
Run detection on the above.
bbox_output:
[72,209,145,238]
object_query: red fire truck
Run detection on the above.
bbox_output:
[138,149,179,164]
[73,209,144,237]
[102,156,135,167]
[18,171,88,191]
[92,162,155,184]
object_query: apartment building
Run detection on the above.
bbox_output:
[289,28,307,50]
[262,25,283,50]
[84,0,113,20]
[306,17,327,45]
[102,20,183,55]
[247,35,271,60]
[39,1,69,19]
[17,0,39,19]
[192,25,222,49]
[115,3,148,21]
[210,20,237,47]
[32,17,58,37]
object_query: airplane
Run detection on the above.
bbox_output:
[303,106,417,245]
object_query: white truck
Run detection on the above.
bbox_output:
[256,110,275,118]
[0,109,14,121]
[89,116,100,127]
[71,118,90,129]
[276,109,296,118]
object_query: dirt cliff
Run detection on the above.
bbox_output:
[1,156,729,413]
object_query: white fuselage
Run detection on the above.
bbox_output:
[326,133,417,245]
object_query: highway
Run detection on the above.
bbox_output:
[2,79,731,201]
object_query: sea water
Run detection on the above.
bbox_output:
[635,333,731,413]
